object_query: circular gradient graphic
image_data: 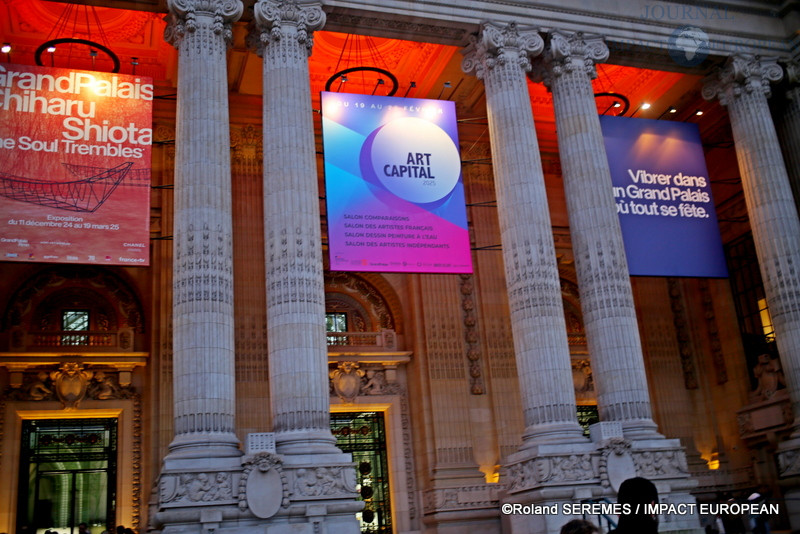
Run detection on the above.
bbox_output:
[368,117,461,204]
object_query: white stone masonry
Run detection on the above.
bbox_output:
[164,0,243,459]
[462,22,585,447]
[251,0,340,455]
[535,31,659,438]
[703,55,800,434]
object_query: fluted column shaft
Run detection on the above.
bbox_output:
[462,23,584,446]
[777,62,800,212]
[536,31,658,438]
[704,55,800,434]
[165,0,243,457]
[251,0,336,454]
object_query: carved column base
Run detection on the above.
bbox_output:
[275,429,341,456]
[422,483,504,533]
[151,453,361,533]
[501,424,702,534]
[166,433,243,460]
[777,438,800,531]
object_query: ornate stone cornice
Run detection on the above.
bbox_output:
[164,0,243,46]
[701,54,783,106]
[532,30,609,87]
[461,21,543,80]
[249,0,326,56]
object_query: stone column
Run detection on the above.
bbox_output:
[534,31,659,439]
[250,0,337,456]
[462,22,584,447]
[703,55,800,436]
[705,56,800,530]
[776,61,800,212]
[164,0,243,459]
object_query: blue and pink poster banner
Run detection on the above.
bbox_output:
[322,91,472,273]
[600,115,728,277]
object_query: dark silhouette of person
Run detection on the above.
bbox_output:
[561,518,600,534]
[609,477,659,534]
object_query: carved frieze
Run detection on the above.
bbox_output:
[460,274,485,395]
[778,447,800,477]
[699,279,728,385]
[506,453,597,493]
[667,278,698,389]
[291,465,358,498]
[632,449,689,477]
[422,484,501,514]
[160,471,237,504]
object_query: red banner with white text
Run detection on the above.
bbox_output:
[0,63,152,266]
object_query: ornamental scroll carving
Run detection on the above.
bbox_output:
[702,54,784,105]
[461,22,544,80]
[165,0,243,45]
[532,31,608,86]
[249,0,326,56]
[329,362,365,404]
[328,367,403,402]
[4,367,134,408]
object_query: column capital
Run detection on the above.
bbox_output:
[164,0,243,47]
[249,0,326,57]
[787,60,800,86]
[532,30,609,87]
[701,54,783,106]
[785,60,800,102]
[461,21,544,80]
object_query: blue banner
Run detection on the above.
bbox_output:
[322,92,472,274]
[600,116,727,277]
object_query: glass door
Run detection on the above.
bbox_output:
[18,418,117,534]
[331,412,392,533]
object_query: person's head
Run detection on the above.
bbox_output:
[560,519,600,534]
[616,476,659,532]
[116,526,125,534]
[79,524,88,532]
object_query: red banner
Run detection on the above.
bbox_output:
[0,63,152,266]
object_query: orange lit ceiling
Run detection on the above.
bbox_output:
[1,0,739,204]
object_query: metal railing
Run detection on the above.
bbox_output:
[581,498,618,533]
